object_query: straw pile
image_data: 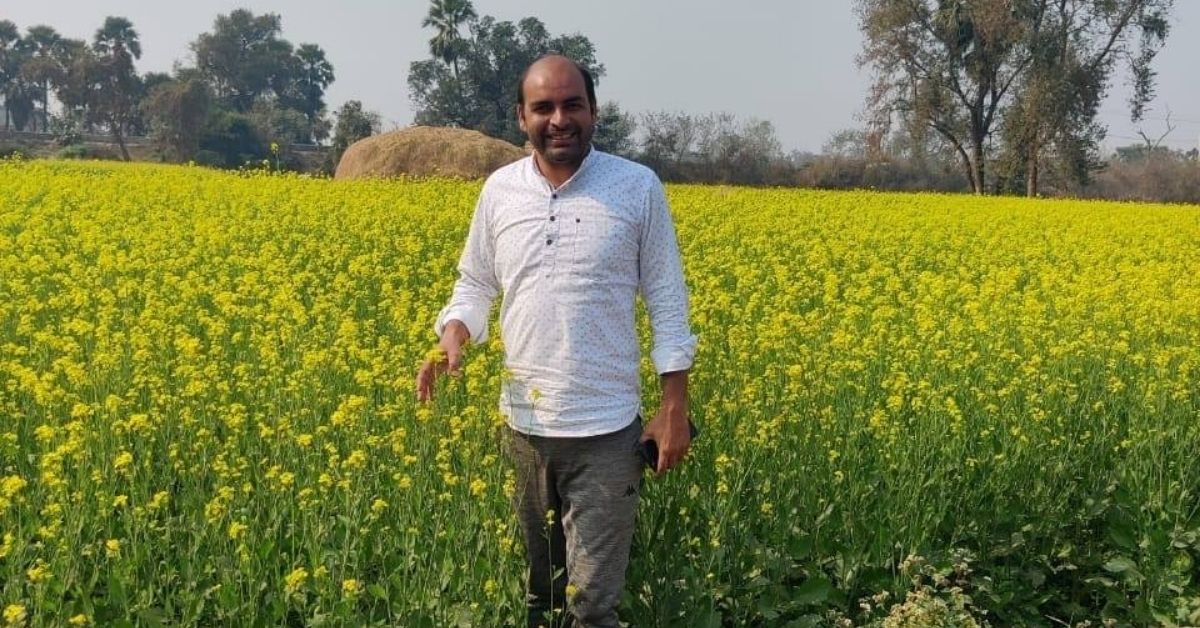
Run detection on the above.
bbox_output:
[334,126,527,180]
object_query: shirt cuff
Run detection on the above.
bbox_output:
[651,334,697,375]
[435,305,489,344]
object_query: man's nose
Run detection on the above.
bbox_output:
[550,107,568,127]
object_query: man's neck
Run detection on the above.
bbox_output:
[533,147,590,189]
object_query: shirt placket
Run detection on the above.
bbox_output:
[543,189,562,277]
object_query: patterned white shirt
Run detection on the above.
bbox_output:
[435,148,697,437]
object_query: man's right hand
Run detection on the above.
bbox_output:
[416,319,470,402]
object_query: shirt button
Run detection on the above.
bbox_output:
[549,216,556,222]
[546,239,553,245]
[551,193,558,199]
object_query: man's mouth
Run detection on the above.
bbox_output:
[547,132,577,146]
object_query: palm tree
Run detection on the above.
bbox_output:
[93,16,141,62]
[0,20,20,129]
[92,17,142,160]
[422,0,476,79]
[3,36,37,132]
[21,24,60,132]
[290,44,335,142]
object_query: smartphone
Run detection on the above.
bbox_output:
[637,419,699,469]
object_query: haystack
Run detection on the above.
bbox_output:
[334,126,527,180]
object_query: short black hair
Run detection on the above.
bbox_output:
[515,55,597,111]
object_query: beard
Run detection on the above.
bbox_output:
[532,125,592,167]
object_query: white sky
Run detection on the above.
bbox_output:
[3,0,1198,153]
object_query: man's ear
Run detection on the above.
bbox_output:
[516,104,526,133]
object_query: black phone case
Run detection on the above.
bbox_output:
[637,419,699,469]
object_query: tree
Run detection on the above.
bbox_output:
[330,100,380,169]
[1001,0,1172,196]
[409,14,605,145]
[90,16,144,160]
[20,24,62,132]
[592,102,637,158]
[93,16,142,61]
[422,0,476,79]
[823,128,870,158]
[638,111,701,178]
[199,110,267,167]
[858,0,1174,195]
[191,10,293,113]
[0,20,21,129]
[143,77,213,161]
[858,0,1033,194]
[279,43,334,142]
[191,10,334,144]
[49,38,95,131]
[693,113,785,184]
[3,50,36,132]
[248,99,312,145]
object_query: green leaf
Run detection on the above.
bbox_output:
[137,609,166,628]
[107,572,128,606]
[787,534,813,560]
[793,575,833,605]
[694,606,722,628]
[1104,556,1136,573]
[1107,512,1137,550]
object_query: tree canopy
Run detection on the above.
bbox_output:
[857,0,1174,195]
[408,2,605,146]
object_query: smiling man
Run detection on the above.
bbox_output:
[417,54,697,627]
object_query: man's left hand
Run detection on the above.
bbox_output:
[640,404,691,476]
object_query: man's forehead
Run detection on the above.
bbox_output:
[523,61,586,97]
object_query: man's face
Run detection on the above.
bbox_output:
[518,60,596,169]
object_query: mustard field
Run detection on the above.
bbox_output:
[1,159,1198,626]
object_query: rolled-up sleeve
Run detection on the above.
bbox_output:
[434,194,499,343]
[638,177,697,374]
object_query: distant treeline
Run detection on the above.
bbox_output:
[3,1,1198,203]
[409,0,1198,203]
[0,11,376,170]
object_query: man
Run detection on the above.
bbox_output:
[416,55,697,627]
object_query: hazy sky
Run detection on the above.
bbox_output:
[4,1,1199,153]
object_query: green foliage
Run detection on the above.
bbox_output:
[190,9,334,144]
[329,100,380,170]
[142,78,213,162]
[199,109,267,167]
[592,101,637,159]
[408,6,605,146]
[278,43,334,140]
[54,143,90,160]
[858,0,1176,196]
[997,0,1172,196]
[422,0,477,72]
[88,16,144,160]
[191,10,290,113]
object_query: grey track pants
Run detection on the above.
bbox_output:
[504,419,644,628]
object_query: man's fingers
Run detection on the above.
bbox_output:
[655,438,691,475]
[446,349,463,377]
[415,364,432,402]
[659,450,679,475]
[415,359,447,402]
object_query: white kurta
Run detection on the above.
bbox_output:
[435,148,697,437]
